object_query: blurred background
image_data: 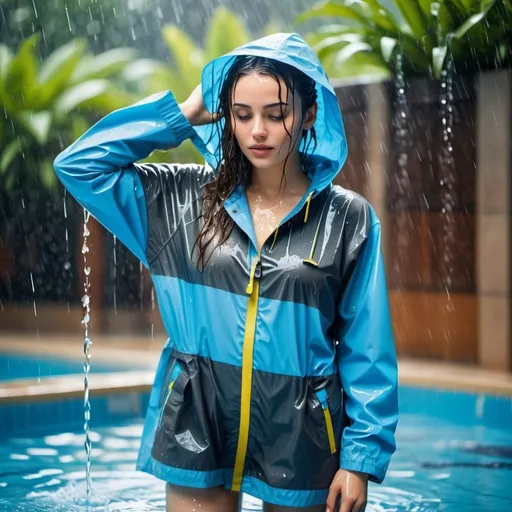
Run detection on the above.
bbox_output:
[1,0,510,370]
[1,1,511,510]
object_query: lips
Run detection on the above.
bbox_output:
[250,145,273,149]
[249,146,274,158]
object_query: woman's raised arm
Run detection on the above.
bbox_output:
[53,90,203,267]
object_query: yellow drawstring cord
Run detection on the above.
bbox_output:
[269,227,279,252]
[303,214,322,267]
[303,191,314,223]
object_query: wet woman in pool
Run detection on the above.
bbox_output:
[54,33,398,512]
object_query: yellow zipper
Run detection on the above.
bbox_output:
[231,190,315,491]
[232,259,261,491]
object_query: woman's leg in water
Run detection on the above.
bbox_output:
[166,483,240,512]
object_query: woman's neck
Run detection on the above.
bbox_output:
[248,154,310,200]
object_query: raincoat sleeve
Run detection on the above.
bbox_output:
[336,218,398,484]
[53,90,197,268]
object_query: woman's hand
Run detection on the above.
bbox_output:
[326,469,368,512]
[179,84,222,126]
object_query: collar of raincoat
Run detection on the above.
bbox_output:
[190,32,348,197]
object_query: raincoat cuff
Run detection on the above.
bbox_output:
[340,455,388,484]
[155,90,196,146]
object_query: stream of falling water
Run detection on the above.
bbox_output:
[439,53,456,299]
[392,51,412,282]
[80,210,93,502]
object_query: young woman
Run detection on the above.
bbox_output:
[54,33,398,512]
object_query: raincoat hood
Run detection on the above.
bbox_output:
[191,32,348,194]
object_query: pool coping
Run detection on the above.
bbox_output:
[1,335,512,403]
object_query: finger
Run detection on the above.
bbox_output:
[340,495,357,512]
[354,499,367,512]
[354,500,366,512]
[325,484,340,512]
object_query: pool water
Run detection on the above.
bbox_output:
[0,353,142,381]
[1,392,511,512]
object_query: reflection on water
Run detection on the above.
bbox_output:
[0,413,511,511]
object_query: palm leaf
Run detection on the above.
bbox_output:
[380,36,399,62]
[0,44,13,106]
[0,138,23,174]
[359,0,401,30]
[452,8,491,39]
[393,0,430,40]
[4,33,41,110]
[53,79,111,116]
[330,47,391,79]
[432,45,449,78]
[16,111,52,145]
[296,1,369,25]
[314,32,366,61]
[36,39,88,109]
[71,47,138,83]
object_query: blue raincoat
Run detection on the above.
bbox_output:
[54,33,398,508]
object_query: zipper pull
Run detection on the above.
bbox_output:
[246,261,261,295]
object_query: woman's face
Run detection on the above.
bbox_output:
[230,71,312,170]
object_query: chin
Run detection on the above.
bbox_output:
[249,159,277,169]
[244,154,282,170]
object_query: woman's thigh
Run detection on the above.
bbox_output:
[263,503,325,512]
[166,483,240,512]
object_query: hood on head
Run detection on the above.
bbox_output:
[190,32,348,194]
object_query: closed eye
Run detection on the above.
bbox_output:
[235,114,285,122]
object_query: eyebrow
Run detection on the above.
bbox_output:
[232,102,288,109]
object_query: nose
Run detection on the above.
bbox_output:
[251,116,267,140]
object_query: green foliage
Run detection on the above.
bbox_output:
[296,0,512,80]
[1,5,281,188]
[0,34,140,191]
[123,6,254,166]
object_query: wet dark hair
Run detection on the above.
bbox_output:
[193,55,318,269]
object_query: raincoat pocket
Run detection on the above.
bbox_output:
[314,388,337,455]
[151,352,218,469]
[158,358,189,432]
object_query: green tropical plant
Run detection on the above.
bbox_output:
[0,33,140,191]
[121,6,254,165]
[296,0,512,80]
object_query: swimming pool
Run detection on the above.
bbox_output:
[0,353,136,381]
[0,386,511,511]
